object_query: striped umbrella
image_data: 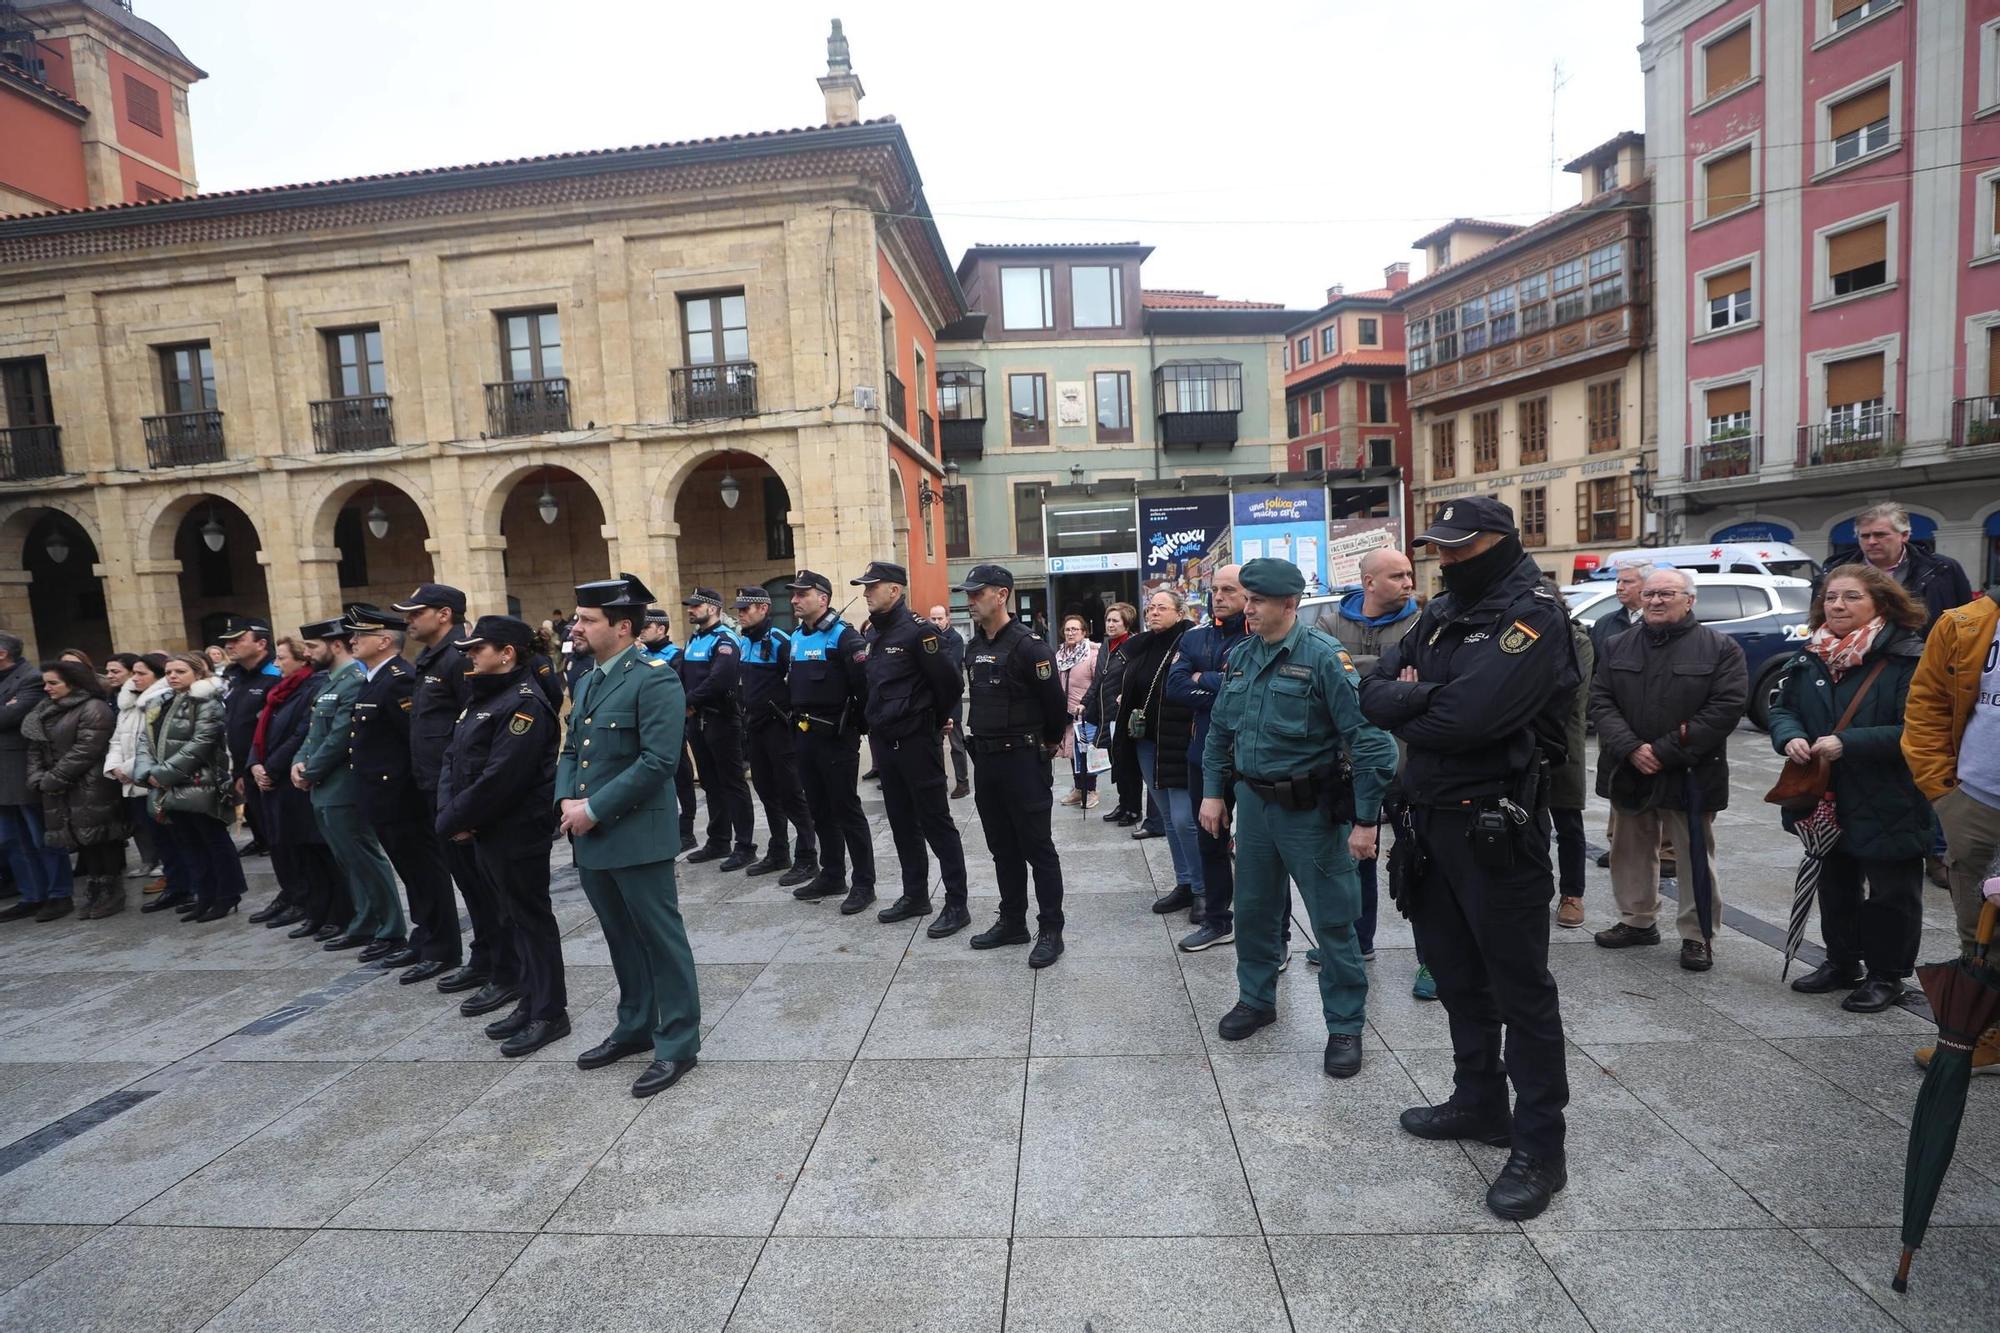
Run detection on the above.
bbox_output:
[1782,793,1843,980]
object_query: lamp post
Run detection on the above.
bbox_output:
[200,510,226,553]
[1629,457,1657,546]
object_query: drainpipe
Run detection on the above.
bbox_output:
[1147,328,1161,480]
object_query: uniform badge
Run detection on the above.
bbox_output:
[1035,660,1052,680]
[922,635,938,654]
[1335,649,1355,672]
[509,711,535,735]
[399,698,412,711]
[1499,620,1541,655]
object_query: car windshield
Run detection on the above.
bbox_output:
[1765,559,1819,581]
[1775,585,1812,614]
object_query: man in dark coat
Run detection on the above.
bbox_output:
[217,617,281,866]
[0,633,70,917]
[928,604,971,798]
[1823,502,1973,633]
[1114,591,1196,910]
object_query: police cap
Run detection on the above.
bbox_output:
[953,563,1016,593]
[455,614,534,653]
[342,603,405,634]
[732,586,772,609]
[575,572,654,609]
[1239,559,1306,598]
[391,583,468,617]
[299,616,350,642]
[849,560,909,587]
[681,587,724,609]
[211,615,271,644]
[1413,495,1517,547]
[785,569,833,595]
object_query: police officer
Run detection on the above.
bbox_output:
[640,608,699,854]
[558,573,702,1099]
[214,616,281,908]
[959,564,1069,966]
[785,569,875,913]
[1199,559,1397,1080]
[853,560,970,935]
[733,587,818,886]
[1359,496,1578,1221]
[345,604,459,981]
[436,614,569,1057]
[680,587,754,871]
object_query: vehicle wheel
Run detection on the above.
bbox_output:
[1747,663,1783,731]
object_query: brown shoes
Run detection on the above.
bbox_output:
[1555,896,1584,929]
[1680,939,1713,972]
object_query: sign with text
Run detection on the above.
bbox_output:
[1232,488,1331,595]
[1139,494,1232,603]
[1324,519,1399,587]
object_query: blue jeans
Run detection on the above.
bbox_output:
[0,804,73,902]
[1136,742,1202,894]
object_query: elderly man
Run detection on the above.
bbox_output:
[929,604,971,799]
[1588,568,1747,971]
[1826,502,1972,633]
[1588,560,1663,875]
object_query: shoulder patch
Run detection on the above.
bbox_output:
[536,664,551,676]
[714,641,737,656]
[922,635,939,654]
[642,656,666,667]
[1035,660,1053,680]
[398,697,412,711]
[1499,620,1541,655]
[509,711,535,735]
[1335,649,1355,673]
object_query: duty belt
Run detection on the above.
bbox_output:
[969,733,1040,755]
[1240,771,1324,813]
[794,711,846,735]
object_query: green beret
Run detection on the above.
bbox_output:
[1240,558,1305,597]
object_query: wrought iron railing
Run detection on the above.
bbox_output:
[1795,412,1899,468]
[1158,410,1240,450]
[885,370,906,430]
[1684,433,1761,482]
[1952,395,2000,448]
[0,424,64,480]
[483,377,571,437]
[142,410,227,467]
[309,396,395,453]
[670,362,757,421]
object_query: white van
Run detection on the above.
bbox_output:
[1589,542,1819,582]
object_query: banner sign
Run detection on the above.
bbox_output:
[1232,488,1330,595]
[1139,494,1233,602]
[1324,519,1399,587]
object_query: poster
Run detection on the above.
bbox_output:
[1139,494,1232,607]
[1232,488,1331,595]
[1324,519,1399,587]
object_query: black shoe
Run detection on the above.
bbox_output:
[35,898,76,923]
[1113,810,1141,827]
[501,1014,570,1057]
[861,768,879,781]
[1594,849,1612,869]
[248,900,285,924]
[1323,1033,1363,1079]
[0,900,39,921]
[792,873,842,900]
[460,983,523,1017]
[633,1057,696,1098]
[1680,939,1713,972]
[313,923,343,942]
[268,907,306,929]
[287,920,321,939]
[926,902,971,938]
[1792,960,1864,994]
[717,850,754,873]
[240,840,268,858]
[970,917,1031,950]
[399,960,449,986]
[878,895,932,924]
[950,780,970,800]
[1131,826,1162,841]
[1398,1102,1513,1146]
[1659,860,1679,881]
[1029,931,1064,968]
[323,933,369,952]
[1485,1150,1567,1221]
[1189,894,1206,926]
[1593,922,1661,949]
[484,1007,531,1041]
[1151,884,1194,914]
[839,887,877,916]
[1217,1001,1277,1042]
[1841,975,1903,1013]
[684,844,730,864]
[435,966,488,995]
[174,899,200,916]
[777,860,818,889]
[192,901,239,923]
[1102,807,1130,823]
[139,894,188,915]
[745,850,789,877]
[1179,922,1234,953]
[577,1036,651,1071]
[378,947,421,969]
[358,939,405,963]
[680,832,698,855]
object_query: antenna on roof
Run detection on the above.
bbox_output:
[1548,60,1571,215]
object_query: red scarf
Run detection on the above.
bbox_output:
[1806,616,1884,681]
[1107,632,1130,654]
[251,665,313,764]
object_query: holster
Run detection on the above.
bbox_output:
[1385,798,1424,920]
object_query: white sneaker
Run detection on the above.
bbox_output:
[1276,949,1291,973]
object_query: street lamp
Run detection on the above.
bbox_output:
[1629,458,1657,546]
[718,469,741,510]
[43,529,69,564]
[917,475,938,513]
[943,458,960,486]
[365,500,390,540]
[200,510,226,553]
[537,484,560,525]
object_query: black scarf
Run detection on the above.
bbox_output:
[1439,534,1526,604]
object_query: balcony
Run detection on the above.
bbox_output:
[671,361,757,421]
[1795,412,1899,469]
[919,409,934,453]
[940,416,985,460]
[0,424,64,480]
[309,396,395,454]
[884,370,906,431]
[484,377,571,437]
[1685,433,1761,483]
[1952,395,2000,448]
[1158,410,1240,451]
[143,410,227,468]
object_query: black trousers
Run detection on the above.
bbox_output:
[874,730,967,905]
[1196,787,1236,932]
[1819,849,1923,979]
[377,816,458,960]
[689,714,753,851]
[1551,807,1585,898]
[746,721,816,861]
[973,746,1063,931]
[675,741,697,840]
[945,705,969,785]
[419,788,511,982]
[1410,804,1569,1160]
[476,840,566,1021]
[287,841,344,929]
[240,780,268,847]
[801,728,873,890]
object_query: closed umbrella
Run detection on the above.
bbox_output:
[1676,724,1715,944]
[1782,794,1842,981]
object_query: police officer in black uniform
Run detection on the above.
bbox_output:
[1359,496,1579,1221]
[434,614,569,1057]
[680,587,754,871]
[641,608,699,853]
[734,587,819,887]
[785,569,876,913]
[853,560,971,936]
[213,616,280,906]
[344,603,460,980]
[959,564,1070,967]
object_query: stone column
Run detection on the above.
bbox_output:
[0,570,35,661]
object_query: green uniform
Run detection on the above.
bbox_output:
[1202,618,1397,1032]
[301,657,406,942]
[556,643,702,1062]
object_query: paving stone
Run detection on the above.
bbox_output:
[1004,1236,1289,1332]
[0,1223,308,1332]
[726,1237,1006,1332]
[681,902,809,963]
[858,956,1032,1059]
[700,960,897,1061]
[1269,1233,1591,1332]
[0,1222,102,1294]
[0,1060,162,1149]
[200,1228,530,1333]
[460,1233,760,1332]
[1797,1226,2000,1333]
[1030,955,1203,1057]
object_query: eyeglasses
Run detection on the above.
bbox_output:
[1639,590,1688,601]
[1822,590,1874,604]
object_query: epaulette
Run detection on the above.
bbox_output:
[388,664,406,676]
[643,656,666,667]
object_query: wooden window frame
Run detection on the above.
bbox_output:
[1357,317,1381,347]
[1520,486,1548,548]
[498,309,562,383]
[1009,373,1050,446]
[1320,325,1336,356]
[1472,408,1500,473]
[1517,397,1549,464]
[1430,420,1458,480]
[1367,381,1390,423]
[999,266,1055,331]
[1303,444,1326,472]
[0,356,55,428]
[158,342,217,414]
[1575,476,1634,544]
[1587,379,1623,454]
[1093,370,1132,444]
[323,326,385,400]
[1069,265,1124,329]
[943,483,971,559]
[680,290,749,366]
[1012,481,1046,555]
[1366,436,1393,468]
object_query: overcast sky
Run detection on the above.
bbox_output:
[152,0,1646,311]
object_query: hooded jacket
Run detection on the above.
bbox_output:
[25,691,126,850]
[105,677,174,798]
[1314,591,1420,677]
[133,677,234,821]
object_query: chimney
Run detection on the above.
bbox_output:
[1325,283,1345,303]
[818,18,866,126]
[1384,262,1411,292]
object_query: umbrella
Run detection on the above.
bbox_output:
[1676,724,1715,943]
[1781,794,1843,980]
[1894,899,2000,1294]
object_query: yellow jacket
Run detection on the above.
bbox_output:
[1902,591,2000,799]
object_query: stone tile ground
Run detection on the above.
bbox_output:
[0,734,1995,1331]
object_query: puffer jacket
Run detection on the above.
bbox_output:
[1082,633,1131,731]
[1115,621,1194,790]
[1768,624,1930,861]
[1901,590,1999,800]
[1589,613,1748,812]
[24,692,126,850]
[104,678,173,797]
[133,678,234,821]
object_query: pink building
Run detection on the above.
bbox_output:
[1645,0,2000,583]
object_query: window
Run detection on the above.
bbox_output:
[1308,388,1324,432]
[1517,271,1549,335]
[1367,382,1389,423]
[1703,146,1754,219]
[1830,84,1892,166]
[1408,316,1431,371]
[1826,352,1886,433]
[1471,409,1499,472]
[1009,373,1049,445]
[1320,326,1337,355]
[1303,445,1326,471]
[134,183,170,202]
[1829,219,1888,296]
[1367,437,1393,468]
[1518,397,1549,463]
[1705,265,1753,330]
[1693,586,1753,623]
[1597,162,1619,193]
[1297,335,1313,364]
[1156,360,1244,413]
[1000,266,1054,330]
[1094,370,1132,443]
[1430,420,1457,480]
[1588,380,1622,453]
[1575,476,1633,543]
[1486,286,1516,345]
[763,476,795,561]
[1070,265,1123,328]
[1013,482,1044,554]
[943,484,970,559]
[1552,258,1588,323]
[1287,399,1301,438]
[123,75,161,134]
[325,327,385,398]
[1520,486,1548,547]
[1460,293,1487,354]
[682,292,748,364]
[937,366,986,420]
[1703,23,1753,100]
[500,310,562,382]
[1431,308,1457,362]
[0,356,54,427]
[1706,383,1753,440]
[1833,0,1888,32]
[159,343,216,414]
[1357,317,1380,347]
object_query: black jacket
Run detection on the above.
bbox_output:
[0,659,47,807]
[350,655,423,824]
[860,597,962,741]
[1114,621,1194,790]
[1083,633,1132,731]
[1588,602,1643,661]
[966,618,1067,745]
[259,669,324,846]
[408,637,471,794]
[436,667,558,853]
[1588,613,1749,812]
[221,657,281,780]
[1824,543,1974,632]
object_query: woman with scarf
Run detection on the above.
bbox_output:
[24,659,128,919]
[1768,562,1930,1012]
[105,654,174,896]
[1114,590,1199,912]
[254,637,348,940]
[133,652,248,923]
[1084,602,1141,825]
[1055,615,1100,808]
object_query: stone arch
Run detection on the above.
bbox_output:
[141,480,265,564]
[471,452,616,536]
[296,466,441,550]
[0,501,110,663]
[669,446,799,612]
[490,462,613,621]
[650,435,805,538]
[0,492,103,554]
[148,492,271,649]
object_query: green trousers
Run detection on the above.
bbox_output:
[579,860,702,1061]
[314,801,408,942]
[1232,783,1367,1034]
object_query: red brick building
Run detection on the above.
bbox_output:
[1281,264,1414,535]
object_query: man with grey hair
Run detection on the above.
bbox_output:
[1588,568,1747,970]
[0,630,74,921]
[1588,560,1653,660]
[1825,501,1971,633]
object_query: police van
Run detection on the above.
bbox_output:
[1585,542,1820,582]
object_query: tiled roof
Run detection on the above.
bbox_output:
[1564,131,1644,174]
[20,0,203,73]
[0,58,87,118]
[964,240,1146,250]
[1408,217,1522,251]
[1141,289,1284,310]
[1396,180,1650,300]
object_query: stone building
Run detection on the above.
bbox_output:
[0,21,959,659]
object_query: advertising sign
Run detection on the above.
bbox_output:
[1139,494,1233,603]
[1047,552,1139,574]
[1324,519,1399,588]
[1232,488,1331,595]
